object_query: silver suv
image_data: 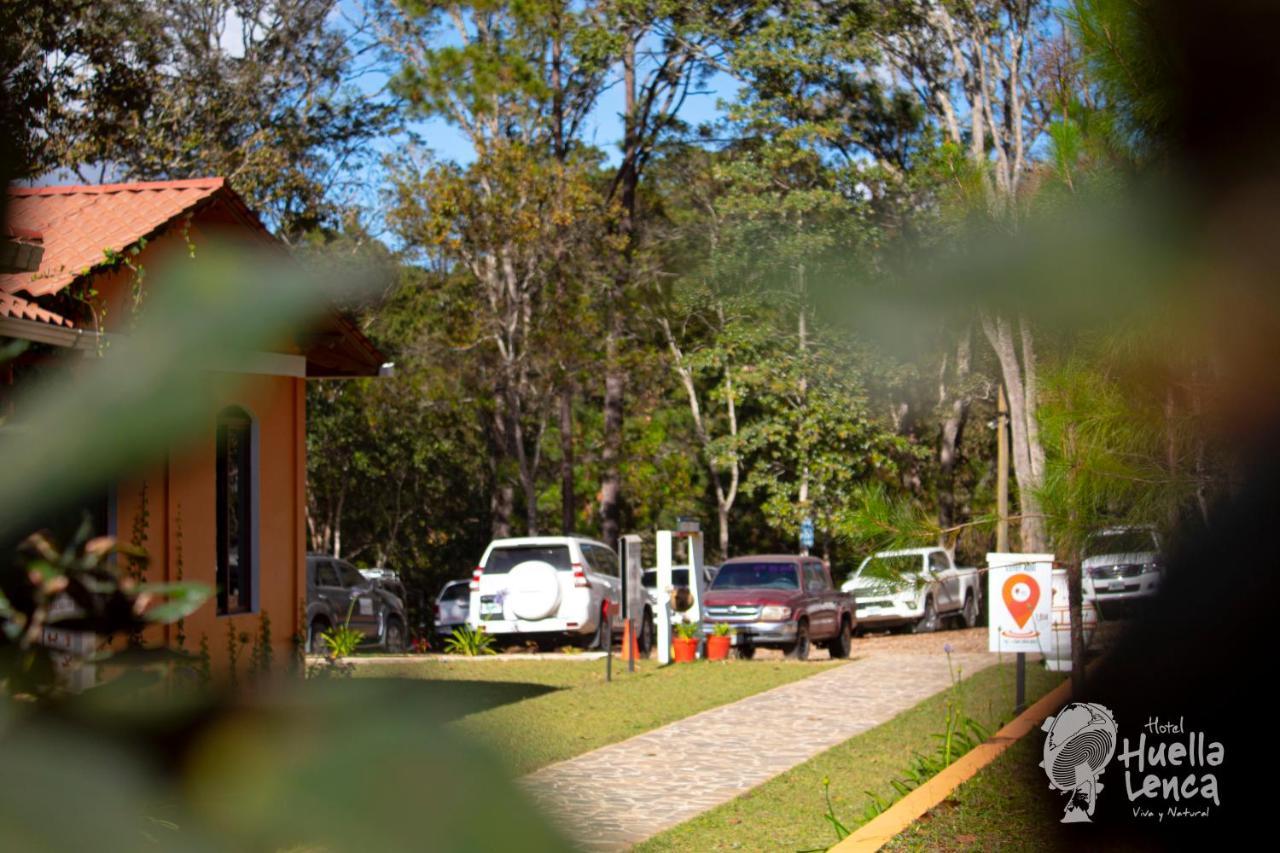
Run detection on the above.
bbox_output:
[306,555,408,653]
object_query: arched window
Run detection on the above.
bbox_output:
[216,407,256,614]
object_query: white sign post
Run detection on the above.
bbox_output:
[987,552,1053,712]
[987,552,1053,653]
[655,528,706,665]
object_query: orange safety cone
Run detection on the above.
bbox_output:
[621,618,640,665]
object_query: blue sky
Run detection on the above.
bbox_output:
[410,69,738,167]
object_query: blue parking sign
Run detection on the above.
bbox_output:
[800,517,815,549]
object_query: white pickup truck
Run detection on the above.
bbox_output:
[841,547,981,633]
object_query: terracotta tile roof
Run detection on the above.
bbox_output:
[0,291,73,327]
[1,178,386,376]
[0,178,236,299]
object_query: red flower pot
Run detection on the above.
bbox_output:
[672,636,698,663]
[706,634,731,661]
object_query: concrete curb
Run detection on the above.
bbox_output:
[831,676,1073,852]
[307,652,611,663]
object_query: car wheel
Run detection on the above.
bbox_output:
[786,621,811,661]
[309,621,329,655]
[962,593,978,629]
[588,606,610,651]
[913,597,938,634]
[736,643,756,660]
[385,618,406,653]
[638,608,654,654]
[829,617,852,659]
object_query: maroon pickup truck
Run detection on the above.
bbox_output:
[701,554,855,660]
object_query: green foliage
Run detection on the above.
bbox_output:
[673,621,700,641]
[1036,347,1192,563]
[444,624,497,656]
[3,1,388,235]
[857,655,989,824]
[1068,0,1175,159]
[711,622,732,637]
[196,633,212,687]
[248,612,274,681]
[226,622,246,690]
[0,516,211,700]
[321,622,365,661]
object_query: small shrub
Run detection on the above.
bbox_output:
[712,622,733,637]
[673,621,700,640]
[321,623,364,660]
[444,625,496,656]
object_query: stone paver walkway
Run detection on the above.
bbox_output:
[521,649,993,850]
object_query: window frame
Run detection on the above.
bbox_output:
[216,406,258,616]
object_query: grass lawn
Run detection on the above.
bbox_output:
[882,733,1071,852]
[636,661,1064,853]
[354,657,839,776]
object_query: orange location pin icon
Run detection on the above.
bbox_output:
[1002,573,1039,628]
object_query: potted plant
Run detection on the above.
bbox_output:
[706,623,733,661]
[672,620,699,663]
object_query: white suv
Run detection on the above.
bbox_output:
[1082,526,1162,617]
[469,536,621,648]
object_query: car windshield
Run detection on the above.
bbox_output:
[484,545,572,574]
[338,562,367,588]
[442,583,469,602]
[856,555,920,591]
[711,562,799,590]
[1085,530,1157,556]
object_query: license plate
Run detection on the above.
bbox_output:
[1108,581,1125,592]
[480,597,502,619]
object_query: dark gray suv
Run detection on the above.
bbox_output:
[306,554,408,654]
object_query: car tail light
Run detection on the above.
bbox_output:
[470,566,483,591]
[572,562,589,588]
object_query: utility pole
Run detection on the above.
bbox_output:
[997,383,1023,711]
[997,384,1010,552]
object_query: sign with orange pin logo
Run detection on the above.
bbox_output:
[987,554,1053,653]
[1003,573,1039,628]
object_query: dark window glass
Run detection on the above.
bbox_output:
[316,561,341,587]
[216,409,252,614]
[711,562,800,590]
[1085,530,1158,557]
[805,563,829,592]
[928,552,950,572]
[484,545,572,574]
[442,583,469,603]
[336,560,366,588]
[590,545,620,577]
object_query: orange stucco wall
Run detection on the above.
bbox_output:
[114,372,305,675]
[93,203,307,676]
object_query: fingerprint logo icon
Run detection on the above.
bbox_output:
[1040,702,1118,823]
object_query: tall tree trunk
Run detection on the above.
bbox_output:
[796,263,810,554]
[599,32,638,548]
[660,317,738,560]
[1066,555,1085,694]
[982,314,1047,551]
[560,382,575,533]
[938,330,972,531]
[488,398,514,538]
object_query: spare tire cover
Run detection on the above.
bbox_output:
[506,560,563,621]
